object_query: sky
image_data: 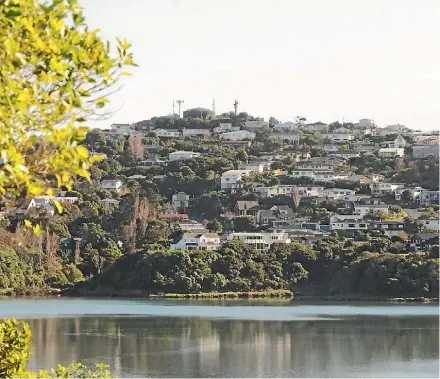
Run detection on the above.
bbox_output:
[80,0,440,130]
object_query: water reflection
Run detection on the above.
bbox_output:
[27,316,439,377]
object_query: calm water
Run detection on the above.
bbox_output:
[0,298,438,378]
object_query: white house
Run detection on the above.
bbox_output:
[221,170,252,191]
[394,187,424,201]
[270,131,300,144]
[219,130,256,141]
[238,162,268,173]
[290,169,349,182]
[213,123,235,134]
[101,179,123,192]
[172,192,190,209]
[127,174,146,180]
[330,215,368,231]
[418,216,440,231]
[354,202,389,216]
[370,182,405,196]
[181,128,211,138]
[317,188,356,200]
[305,122,328,132]
[313,144,339,152]
[244,120,270,129]
[378,148,404,158]
[324,130,354,143]
[168,151,201,161]
[227,232,291,251]
[171,232,221,251]
[177,221,207,233]
[392,135,407,148]
[412,143,439,159]
[253,185,324,198]
[153,129,182,138]
[329,151,360,159]
[419,190,439,205]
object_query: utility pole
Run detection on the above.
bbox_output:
[212,98,216,116]
[176,100,184,118]
[233,99,238,118]
[172,99,175,118]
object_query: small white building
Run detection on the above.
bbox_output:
[172,192,190,209]
[377,124,408,136]
[213,123,234,133]
[370,182,405,196]
[330,215,368,231]
[227,232,291,251]
[221,170,252,191]
[153,129,182,138]
[101,179,123,192]
[378,148,404,158]
[171,232,221,251]
[324,130,354,143]
[317,188,356,200]
[168,151,201,161]
[253,185,324,198]
[238,162,268,173]
[219,130,256,141]
[244,120,270,129]
[290,169,348,182]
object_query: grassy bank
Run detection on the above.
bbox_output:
[0,287,61,296]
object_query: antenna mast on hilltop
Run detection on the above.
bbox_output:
[172,99,175,117]
[233,99,239,118]
[176,100,184,118]
[212,98,216,116]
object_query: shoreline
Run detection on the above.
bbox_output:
[1,287,438,303]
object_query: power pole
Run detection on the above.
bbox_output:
[212,98,216,116]
[172,99,175,118]
[233,99,238,118]
[176,100,184,118]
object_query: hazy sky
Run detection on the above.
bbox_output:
[81,0,439,130]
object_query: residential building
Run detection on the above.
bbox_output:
[370,182,405,196]
[253,185,324,198]
[273,122,298,132]
[234,201,260,217]
[153,129,182,138]
[352,143,377,153]
[172,192,190,209]
[168,151,201,161]
[171,232,221,251]
[238,161,268,173]
[330,215,368,231]
[328,151,360,159]
[324,129,354,143]
[412,143,439,159]
[270,131,300,144]
[377,124,409,136]
[100,198,120,206]
[127,174,146,180]
[313,144,339,152]
[409,233,439,252]
[181,128,212,138]
[355,119,376,135]
[296,162,336,170]
[290,169,349,182]
[177,221,207,233]
[220,170,252,191]
[371,221,405,237]
[414,136,439,146]
[244,120,270,129]
[257,205,295,226]
[317,188,356,200]
[305,122,328,132]
[378,147,404,158]
[101,179,123,192]
[381,135,407,149]
[213,122,233,133]
[354,199,389,216]
[419,190,439,205]
[226,232,291,251]
[110,123,135,135]
[219,130,256,141]
[418,216,440,231]
[394,187,424,201]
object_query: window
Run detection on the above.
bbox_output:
[348,224,355,228]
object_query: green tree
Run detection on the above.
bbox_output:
[0,0,134,207]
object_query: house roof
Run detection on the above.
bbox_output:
[235,201,259,210]
[413,233,439,241]
[185,232,219,238]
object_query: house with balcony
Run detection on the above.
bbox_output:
[220,170,252,191]
[394,187,424,202]
[305,121,328,132]
[409,233,439,252]
[371,221,405,237]
[380,135,407,149]
[330,215,368,231]
[253,185,324,198]
[328,151,360,160]
[317,188,356,200]
[238,161,269,173]
[353,198,389,216]
[226,232,291,251]
[269,131,301,144]
[171,232,221,251]
[273,122,299,132]
[290,169,348,182]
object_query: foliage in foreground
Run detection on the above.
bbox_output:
[0,319,112,378]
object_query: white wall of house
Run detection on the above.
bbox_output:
[171,233,221,251]
[420,218,440,231]
[172,192,190,208]
[169,151,201,161]
[154,129,182,138]
[227,232,290,251]
[378,148,404,158]
[219,130,256,141]
[370,183,405,196]
[244,120,270,129]
[101,180,123,191]
[221,170,252,190]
